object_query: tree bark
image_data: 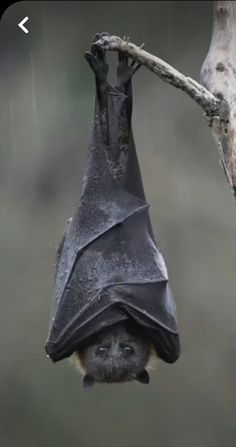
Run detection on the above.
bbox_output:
[200,1,236,196]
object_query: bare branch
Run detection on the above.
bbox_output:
[94,1,236,199]
[94,35,221,117]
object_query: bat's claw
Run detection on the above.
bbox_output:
[93,32,110,42]
[122,35,130,43]
[91,32,110,54]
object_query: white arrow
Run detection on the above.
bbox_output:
[18,17,29,34]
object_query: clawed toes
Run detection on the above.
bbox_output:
[123,35,130,43]
[92,32,110,43]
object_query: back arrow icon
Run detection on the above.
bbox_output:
[18,17,29,34]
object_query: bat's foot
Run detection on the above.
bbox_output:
[115,36,141,91]
[85,33,141,91]
[84,32,110,84]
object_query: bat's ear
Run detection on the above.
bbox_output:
[82,374,96,391]
[135,369,150,385]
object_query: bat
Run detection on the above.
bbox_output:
[45,33,180,390]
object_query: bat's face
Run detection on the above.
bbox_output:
[75,322,152,390]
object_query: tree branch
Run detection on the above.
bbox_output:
[94,35,221,117]
[94,1,236,199]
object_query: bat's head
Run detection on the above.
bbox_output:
[74,322,154,390]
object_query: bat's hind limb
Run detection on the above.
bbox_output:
[85,32,110,80]
[115,37,142,94]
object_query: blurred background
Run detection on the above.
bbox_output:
[0,1,236,446]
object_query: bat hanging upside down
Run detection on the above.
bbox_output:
[45,33,180,391]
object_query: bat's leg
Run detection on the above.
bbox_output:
[115,36,142,95]
[84,33,110,107]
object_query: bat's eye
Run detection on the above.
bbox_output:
[120,344,134,356]
[96,346,109,356]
